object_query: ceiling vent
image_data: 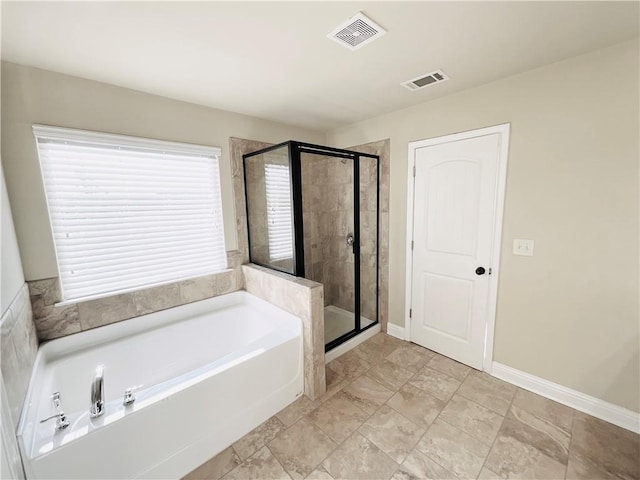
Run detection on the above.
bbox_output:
[327,12,386,51]
[402,70,450,91]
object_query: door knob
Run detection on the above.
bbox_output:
[475,267,486,275]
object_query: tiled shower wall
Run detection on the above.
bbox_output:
[301,155,353,310]
[301,154,379,322]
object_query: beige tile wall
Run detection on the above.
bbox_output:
[0,284,38,425]
[300,143,389,329]
[301,154,354,311]
[27,251,243,341]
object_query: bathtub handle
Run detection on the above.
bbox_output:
[40,392,70,431]
[40,412,70,431]
[123,388,135,406]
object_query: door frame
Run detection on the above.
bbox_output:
[404,123,510,372]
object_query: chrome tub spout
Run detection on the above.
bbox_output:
[90,365,105,418]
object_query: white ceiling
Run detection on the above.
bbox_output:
[2,2,638,131]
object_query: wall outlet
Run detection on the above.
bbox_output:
[513,239,534,256]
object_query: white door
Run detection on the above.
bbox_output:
[408,127,507,370]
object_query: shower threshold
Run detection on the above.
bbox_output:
[324,305,375,345]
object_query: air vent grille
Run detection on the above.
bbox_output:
[328,12,386,51]
[402,70,449,91]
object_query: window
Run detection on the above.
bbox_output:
[264,163,293,261]
[33,125,227,302]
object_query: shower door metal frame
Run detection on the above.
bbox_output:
[243,142,303,276]
[243,141,380,352]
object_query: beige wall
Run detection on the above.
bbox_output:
[1,61,324,281]
[327,40,639,412]
[1,169,24,313]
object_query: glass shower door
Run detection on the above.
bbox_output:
[300,153,356,346]
[244,144,296,274]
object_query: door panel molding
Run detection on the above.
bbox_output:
[405,124,510,371]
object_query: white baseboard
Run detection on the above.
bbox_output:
[386,323,405,341]
[325,324,381,363]
[491,362,640,434]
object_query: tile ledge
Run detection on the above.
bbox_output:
[242,263,323,289]
[53,269,235,307]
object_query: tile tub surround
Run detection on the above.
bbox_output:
[242,264,326,400]
[27,250,244,341]
[185,333,640,480]
[0,283,39,426]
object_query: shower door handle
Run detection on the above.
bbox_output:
[346,233,354,247]
[346,233,355,253]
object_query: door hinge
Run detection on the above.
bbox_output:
[413,165,416,177]
[409,308,412,318]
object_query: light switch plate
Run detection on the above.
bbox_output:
[513,239,534,256]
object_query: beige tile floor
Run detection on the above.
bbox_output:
[184,333,640,480]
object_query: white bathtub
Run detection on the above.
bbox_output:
[17,291,303,479]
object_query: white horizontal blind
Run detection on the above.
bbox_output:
[264,164,293,261]
[34,125,227,301]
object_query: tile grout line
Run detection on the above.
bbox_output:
[309,392,372,443]
[298,360,385,479]
[312,404,373,479]
[475,382,518,478]
[222,337,465,479]
[318,338,418,479]
[410,363,479,478]
[209,335,633,480]
[378,343,469,479]
[269,414,336,479]
[435,373,515,449]
[265,445,293,480]
[563,409,577,480]
[213,337,458,479]
[355,395,425,464]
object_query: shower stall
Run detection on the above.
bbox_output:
[243,141,379,351]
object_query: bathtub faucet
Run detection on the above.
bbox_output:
[40,392,70,431]
[90,365,105,418]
